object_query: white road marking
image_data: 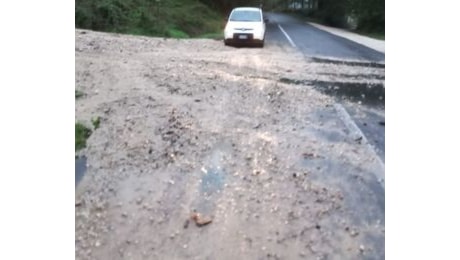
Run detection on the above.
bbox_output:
[277,24,297,48]
[334,103,385,189]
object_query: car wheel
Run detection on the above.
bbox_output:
[224,40,229,46]
[259,40,264,48]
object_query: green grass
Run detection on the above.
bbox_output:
[163,1,224,38]
[75,123,92,151]
[167,28,190,38]
[197,32,224,40]
[76,0,225,39]
[75,90,85,99]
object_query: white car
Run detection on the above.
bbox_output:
[224,7,267,47]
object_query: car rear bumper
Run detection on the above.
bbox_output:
[224,33,264,45]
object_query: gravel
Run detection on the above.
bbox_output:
[75,29,384,260]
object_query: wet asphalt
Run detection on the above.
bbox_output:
[265,12,385,162]
[265,12,384,62]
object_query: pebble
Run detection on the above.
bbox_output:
[350,229,359,237]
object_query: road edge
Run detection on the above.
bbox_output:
[334,103,385,189]
[307,22,385,54]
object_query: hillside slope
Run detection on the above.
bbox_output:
[76,0,224,37]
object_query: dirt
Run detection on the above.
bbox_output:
[75,29,385,260]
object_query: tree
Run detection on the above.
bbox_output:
[315,0,348,27]
[348,0,384,32]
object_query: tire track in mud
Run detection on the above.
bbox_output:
[179,52,276,259]
[204,53,285,259]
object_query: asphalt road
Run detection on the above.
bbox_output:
[265,12,385,62]
[265,12,385,162]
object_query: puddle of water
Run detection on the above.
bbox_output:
[201,167,225,194]
[75,156,87,187]
[194,143,231,214]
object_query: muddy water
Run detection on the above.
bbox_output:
[75,156,87,187]
[195,144,231,215]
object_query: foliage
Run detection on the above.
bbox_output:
[273,0,384,33]
[75,123,92,151]
[197,0,261,14]
[317,0,348,28]
[75,90,84,99]
[167,28,189,38]
[199,32,224,39]
[76,0,226,37]
[348,0,384,32]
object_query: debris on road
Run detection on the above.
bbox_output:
[354,136,363,144]
[183,219,190,229]
[191,211,213,227]
[75,28,384,260]
[302,153,316,159]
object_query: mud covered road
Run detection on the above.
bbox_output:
[75,29,385,259]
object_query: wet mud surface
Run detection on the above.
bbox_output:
[75,29,384,260]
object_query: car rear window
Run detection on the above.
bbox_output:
[229,10,261,22]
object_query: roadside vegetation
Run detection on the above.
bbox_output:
[77,0,228,38]
[355,31,384,40]
[76,0,383,39]
[75,91,101,151]
[76,90,91,152]
[75,123,92,152]
[75,0,264,38]
[75,90,85,99]
[76,117,102,152]
[269,0,384,38]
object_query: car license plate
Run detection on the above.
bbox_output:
[238,35,248,39]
